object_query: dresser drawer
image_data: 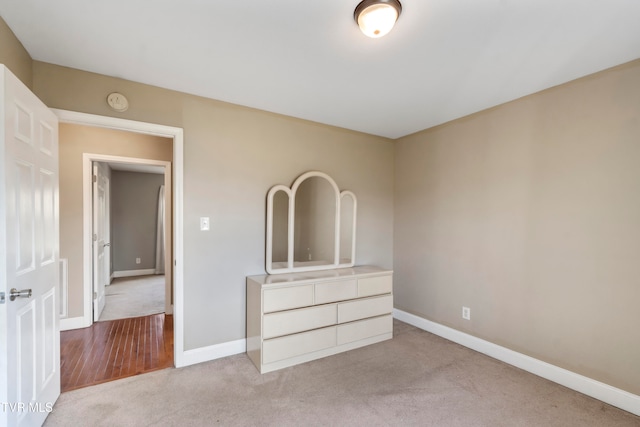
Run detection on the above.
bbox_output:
[337,315,392,345]
[263,326,337,364]
[315,279,357,304]
[338,294,393,324]
[263,304,337,339]
[263,284,313,313]
[357,275,392,297]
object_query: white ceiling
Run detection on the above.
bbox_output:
[1,0,639,139]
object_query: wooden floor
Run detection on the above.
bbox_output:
[60,314,173,392]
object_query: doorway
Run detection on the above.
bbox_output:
[91,159,170,323]
[59,129,177,390]
[54,109,187,368]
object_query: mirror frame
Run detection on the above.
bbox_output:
[266,171,357,274]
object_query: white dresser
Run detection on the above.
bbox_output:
[246,266,393,373]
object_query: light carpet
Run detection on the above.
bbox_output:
[44,320,639,426]
[98,275,165,322]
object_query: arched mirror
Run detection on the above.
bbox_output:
[340,192,356,265]
[271,189,289,268]
[294,176,336,266]
[266,171,357,274]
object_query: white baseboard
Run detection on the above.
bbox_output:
[393,309,640,417]
[176,339,246,368]
[112,269,156,278]
[60,316,90,331]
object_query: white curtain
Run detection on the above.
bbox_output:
[155,185,165,275]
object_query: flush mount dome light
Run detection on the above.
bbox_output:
[354,0,402,38]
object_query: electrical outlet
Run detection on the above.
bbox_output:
[136,257,141,264]
[462,306,471,320]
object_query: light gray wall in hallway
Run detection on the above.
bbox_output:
[111,171,165,272]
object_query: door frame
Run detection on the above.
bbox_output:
[52,109,187,367]
[88,156,171,319]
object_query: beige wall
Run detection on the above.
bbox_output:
[394,59,640,395]
[0,16,32,88]
[41,64,395,350]
[59,123,173,318]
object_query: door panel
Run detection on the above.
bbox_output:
[15,159,36,274]
[42,288,57,387]
[40,169,56,265]
[16,301,36,408]
[0,65,60,427]
[92,162,109,321]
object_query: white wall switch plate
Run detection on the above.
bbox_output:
[200,217,210,231]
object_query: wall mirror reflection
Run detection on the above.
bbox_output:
[266,171,357,274]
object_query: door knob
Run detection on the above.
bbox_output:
[10,288,32,301]
[104,243,111,247]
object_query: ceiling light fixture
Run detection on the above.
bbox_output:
[354,0,402,38]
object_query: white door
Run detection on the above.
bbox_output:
[0,66,60,426]
[92,162,110,321]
